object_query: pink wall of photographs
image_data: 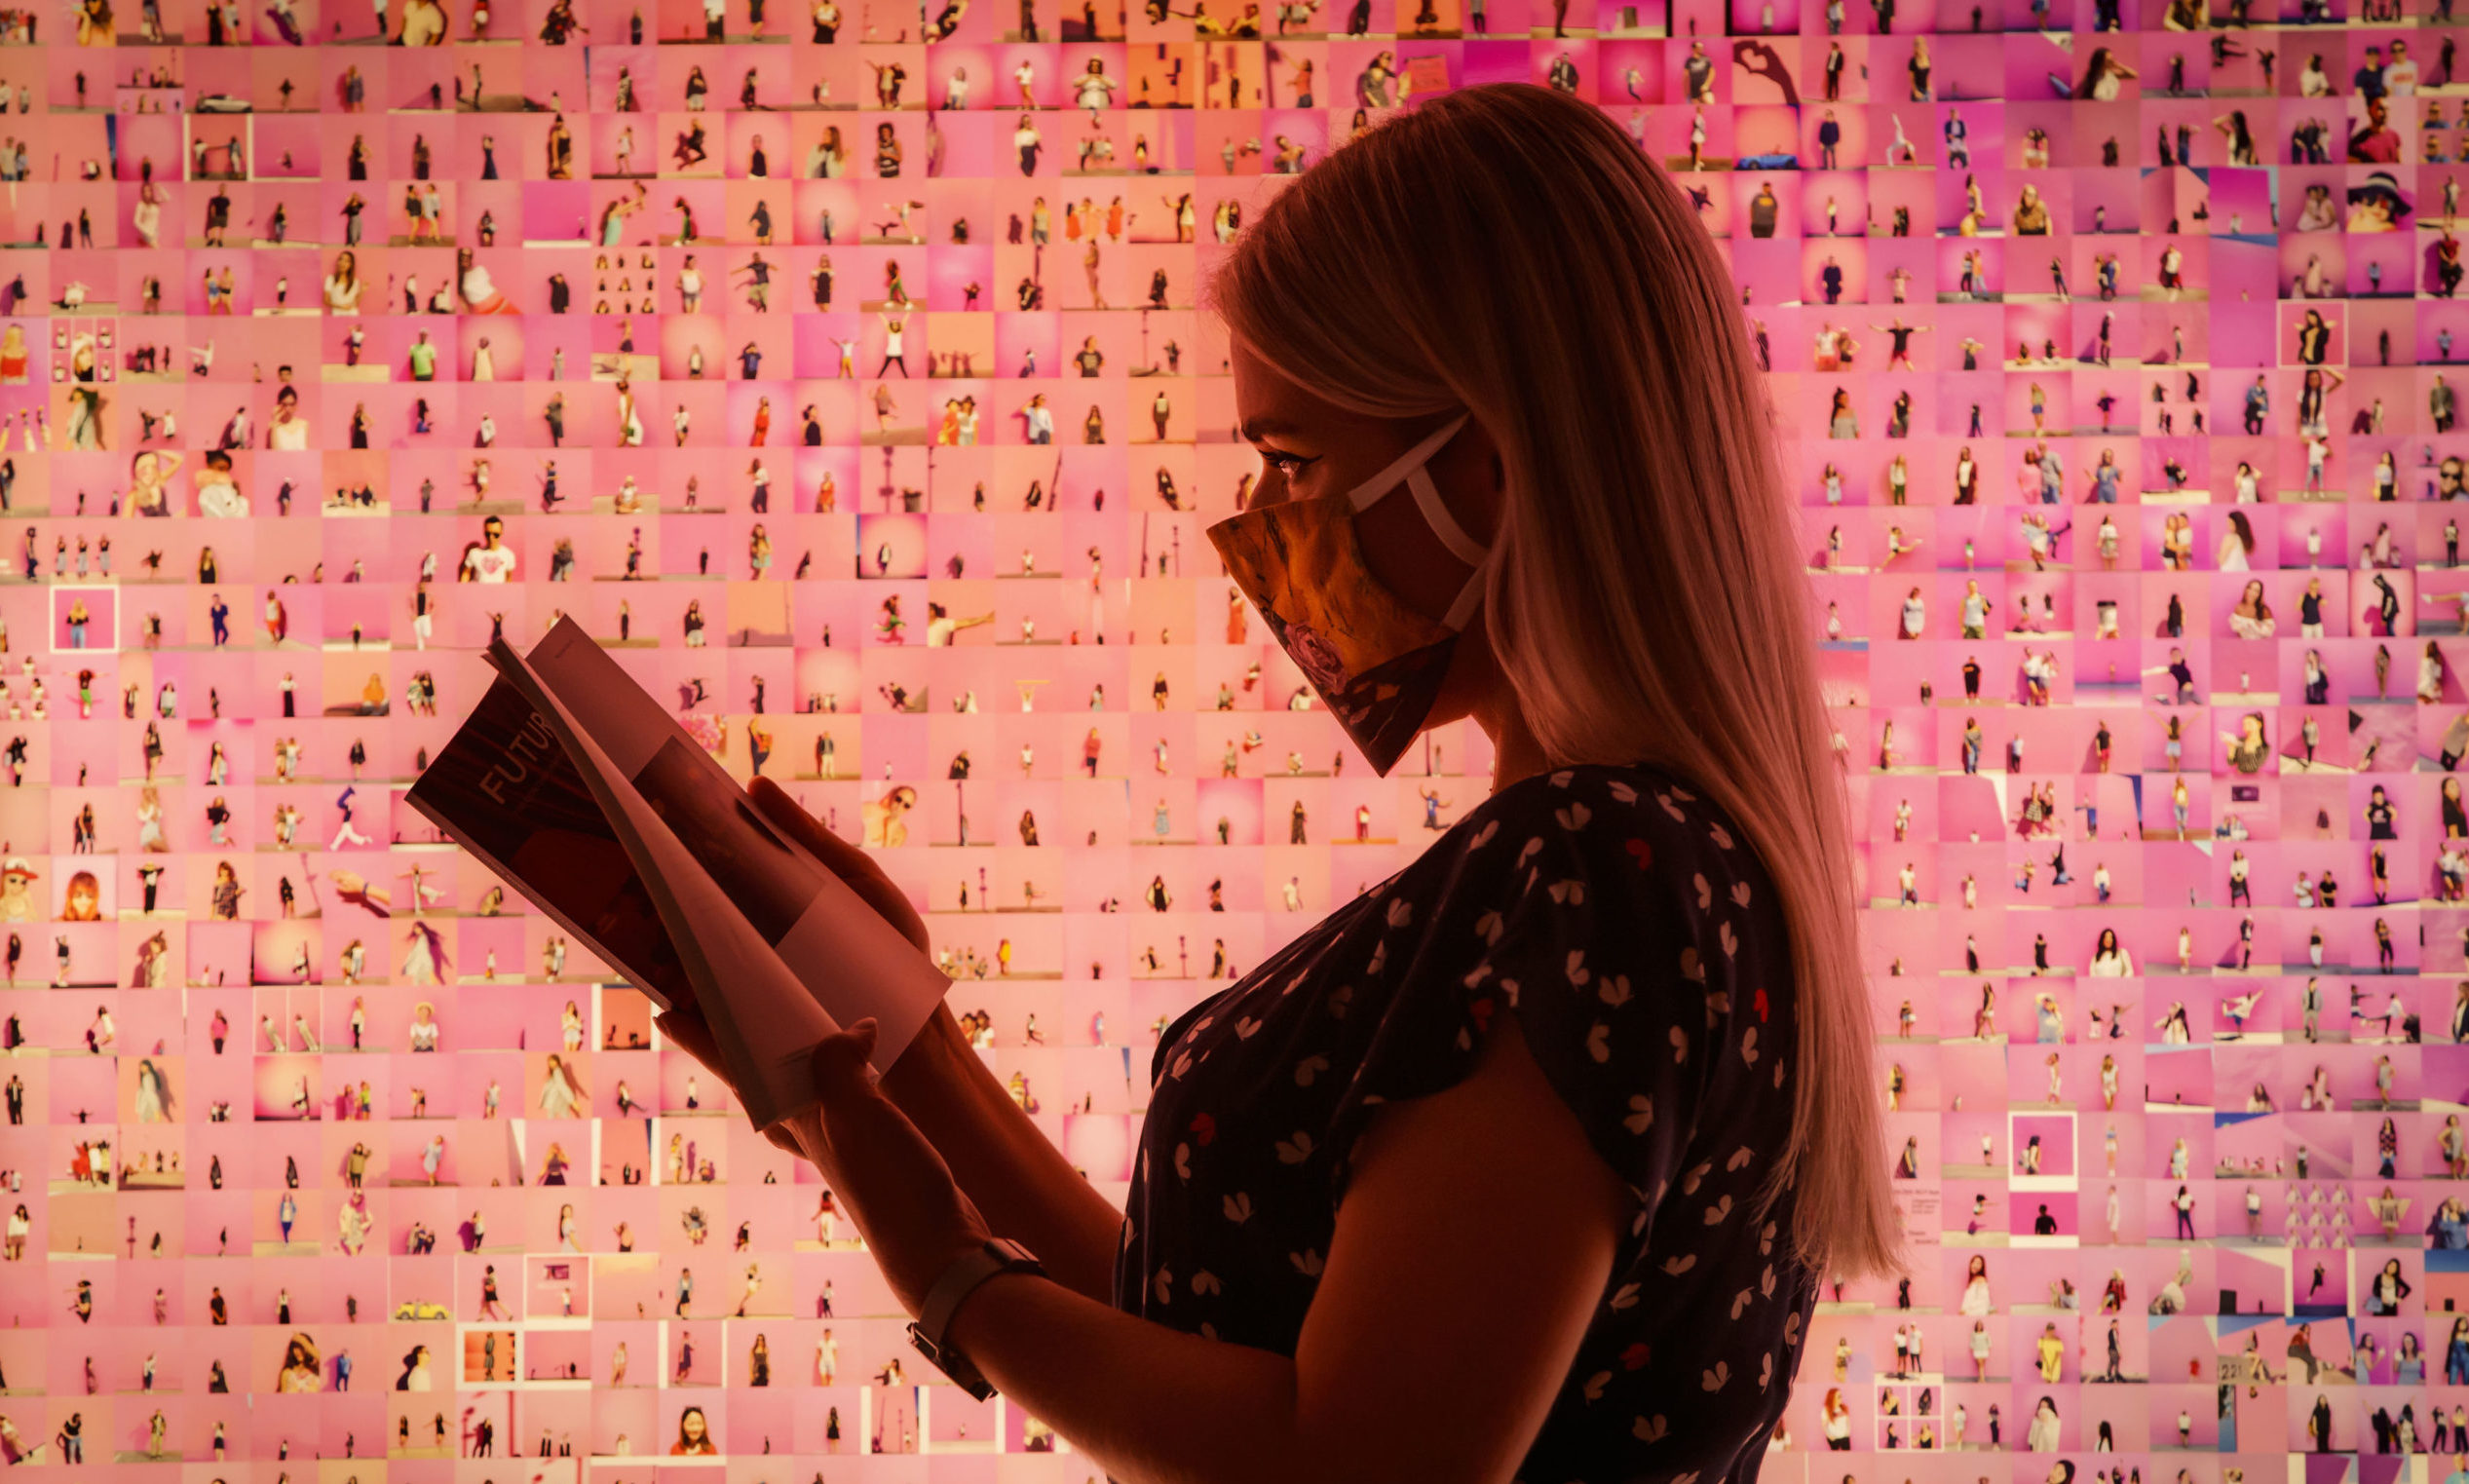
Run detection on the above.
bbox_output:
[0,0,2463,1478]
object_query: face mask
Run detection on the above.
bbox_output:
[1206,413,1483,776]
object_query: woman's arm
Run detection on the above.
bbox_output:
[660,779,1127,1303]
[880,1005,1128,1302]
[945,1012,1631,1484]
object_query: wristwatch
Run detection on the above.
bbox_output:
[907,1237,1045,1401]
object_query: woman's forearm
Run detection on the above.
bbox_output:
[948,1272,1307,1484]
[878,1004,1127,1303]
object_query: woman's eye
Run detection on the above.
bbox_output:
[1259,451,1313,478]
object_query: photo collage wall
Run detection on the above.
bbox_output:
[0,0,2464,1477]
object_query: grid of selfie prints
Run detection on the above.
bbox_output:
[4,0,2469,1476]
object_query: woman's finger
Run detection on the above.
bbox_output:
[653,1008,706,1058]
[750,780,931,950]
[751,776,883,881]
[812,1019,883,1109]
[655,1008,728,1079]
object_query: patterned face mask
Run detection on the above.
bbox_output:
[1205,414,1482,777]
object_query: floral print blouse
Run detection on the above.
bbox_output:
[1114,764,1816,1484]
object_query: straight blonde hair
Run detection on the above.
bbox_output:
[1208,83,1902,1280]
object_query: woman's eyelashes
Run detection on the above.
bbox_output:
[1257,449,1315,479]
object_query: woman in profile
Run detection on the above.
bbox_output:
[661,84,1898,1484]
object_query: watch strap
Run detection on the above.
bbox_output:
[907,1237,1043,1400]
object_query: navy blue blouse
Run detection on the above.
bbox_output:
[1115,763,1817,1484]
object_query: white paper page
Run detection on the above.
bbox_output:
[489,639,835,1131]
[516,617,949,1071]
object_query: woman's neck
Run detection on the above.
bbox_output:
[1475,696,1551,796]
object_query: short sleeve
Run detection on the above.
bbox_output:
[1321,767,1753,1233]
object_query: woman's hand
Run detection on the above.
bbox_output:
[660,1011,989,1314]
[772,1019,992,1314]
[657,773,938,1109]
[659,778,1126,1308]
[749,776,930,953]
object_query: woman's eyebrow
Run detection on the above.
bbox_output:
[1239,417,1307,441]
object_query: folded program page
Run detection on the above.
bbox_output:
[406,617,954,1127]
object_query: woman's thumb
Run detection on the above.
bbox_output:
[815,1019,881,1090]
[751,777,836,854]
[656,1009,713,1062]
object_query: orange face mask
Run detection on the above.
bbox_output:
[1205,415,1481,776]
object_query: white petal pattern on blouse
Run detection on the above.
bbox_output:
[1114,764,1818,1484]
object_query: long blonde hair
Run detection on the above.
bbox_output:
[1207,83,1900,1279]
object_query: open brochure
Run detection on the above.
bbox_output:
[403,616,951,1130]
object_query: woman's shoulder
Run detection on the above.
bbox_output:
[1378,762,1790,992]
[1294,763,1801,1236]
[1436,762,1768,895]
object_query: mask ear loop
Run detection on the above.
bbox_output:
[1405,416,1492,630]
[1405,463,1489,568]
[1349,412,1490,630]
[1439,560,1488,632]
[1347,413,1471,519]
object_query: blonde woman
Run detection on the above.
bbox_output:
[134,785,168,851]
[132,180,164,248]
[656,84,1896,1483]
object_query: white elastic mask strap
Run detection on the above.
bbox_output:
[1406,462,1491,569]
[1439,566,1487,632]
[1347,413,1473,538]
[1345,413,1488,630]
